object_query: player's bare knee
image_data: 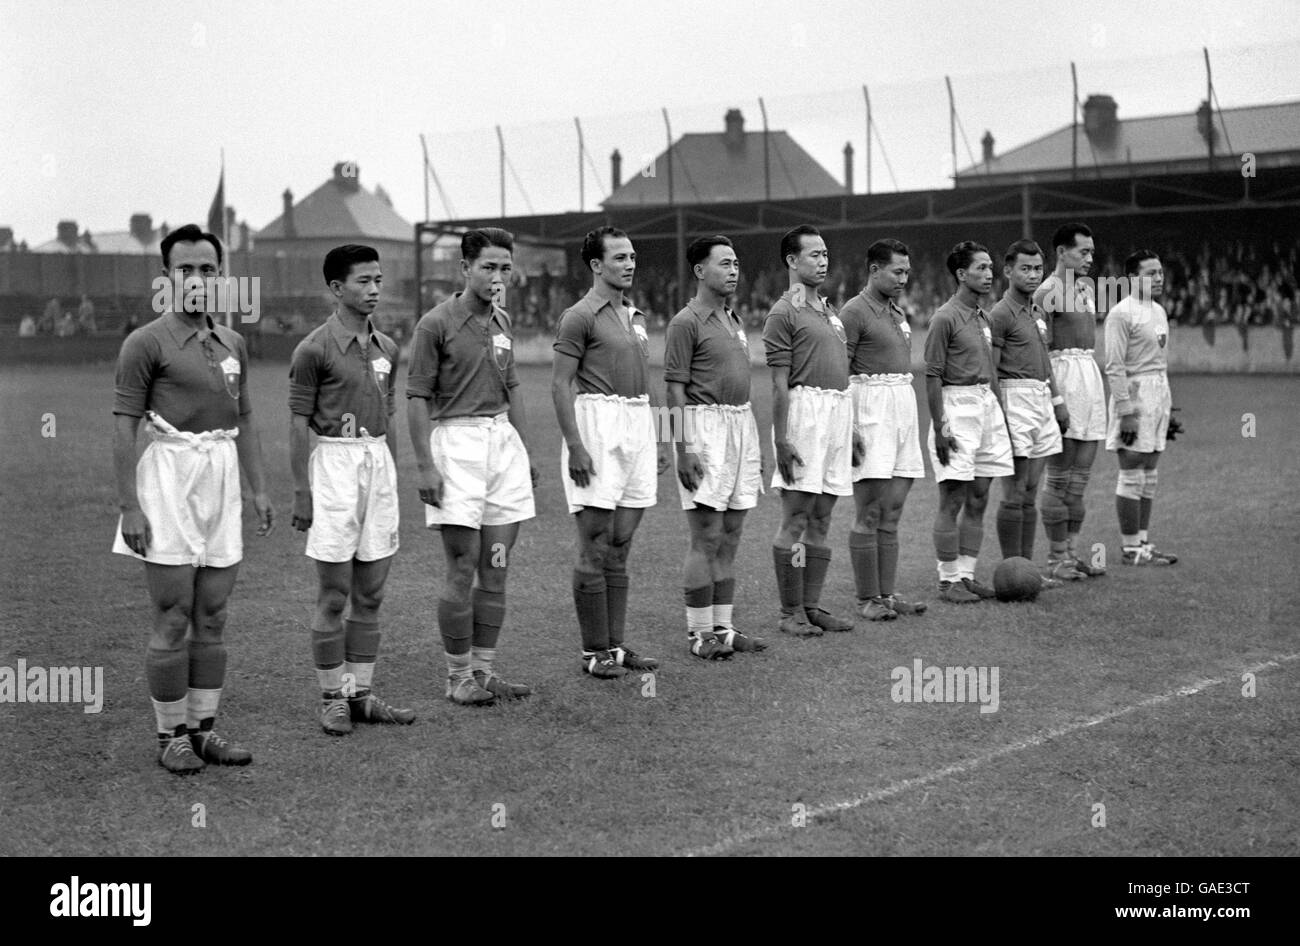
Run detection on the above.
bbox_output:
[317,585,348,618]
[349,585,384,616]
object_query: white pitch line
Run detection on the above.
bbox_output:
[680,654,1300,858]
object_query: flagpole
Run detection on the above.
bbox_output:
[221,148,232,329]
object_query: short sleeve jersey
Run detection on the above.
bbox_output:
[552,288,651,397]
[1035,273,1097,350]
[924,294,995,386]
[113,310,252,432]
[663,298,751,406]
[839,289,913,376]
[405,292,519,419]
[761,285,850,391]
[988,291,1051,382]
[289,313,399,436]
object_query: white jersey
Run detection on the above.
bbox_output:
[1104,296,1169,414]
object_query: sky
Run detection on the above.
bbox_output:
[3,0,1300,244]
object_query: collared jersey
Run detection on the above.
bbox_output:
[761,285,850,391]
[1104,296,1170,409]
[924,294,995,386]
[989,290,1052,382]
[289,312,399,436]
[663,298,751,406]
[406,292,519,419]
[114,310,251,432]
[1035,273,1097,350]
[839,289,913,375]
[553,287,650,397]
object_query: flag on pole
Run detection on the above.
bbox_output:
[207,163,225,240]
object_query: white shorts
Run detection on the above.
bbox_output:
[927,384,1014,482]
[427,413,535,529]
[562,393,658,514]
[1050,348,1106,441]
[850,373,925,481]
[771,385,853,496]
[1001,378,1063,460]
[305,434,399,563]
[1106,372,1172,453]
[112,417,242,568]
[676,403,763,511]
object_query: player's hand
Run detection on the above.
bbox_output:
[775,439,803,484]
[1054,403,1070,434]
[657,442,672,476]
[1166,407,1184,442]
[677,448,704,493]
[934,420,959,467]
[1119,411,1139,447]
[417,466,445,507]
[120,508,152,556]
[567,442,595,489]
[291,489,312,532]
[253,492,275,537]
[851,430,866,468]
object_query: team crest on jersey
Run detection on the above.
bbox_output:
[1035,317,1048,341]
[490,333,512,372]
[982,325,993,347]
[828,313,847,344]
[1157,332,1167,348]
[219,355,241,398]
[737,328,749,350]
[371,355,392,388]
[898,317,912,337]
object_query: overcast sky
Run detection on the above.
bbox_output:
[3,0,1299,244]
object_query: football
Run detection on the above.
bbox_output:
[993,556,1044,602]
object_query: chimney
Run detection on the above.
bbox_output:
[843,141,854,194]
[240,221,251,252]
[1196,100,1217,146]
[1082,94,1119,147]
[724,108,745,151]
[610,149,623,191]
[981,130,995,164]
[160,222,170,239]
[282,189,296,238]
[333,161,361,192]
[130,213,153,244]
[225,206,237,241]
[57,220,78,247]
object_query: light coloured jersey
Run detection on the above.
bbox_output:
[1103,296,1169,416]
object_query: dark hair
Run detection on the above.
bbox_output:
[462,227,514,262]
[1051,222,1092,253]
[161,224,223,269]
[687,235,733,269]
[780,225,821,266]
[946,241,989,281]
[581,226,630,268]
[866,239,909,270]
[323,244,380,285]
[1124,248,1160,277]
[1004,239,1043,266]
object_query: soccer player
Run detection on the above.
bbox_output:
[290,244,414,735]
[840,239,928,621]
[113,223,274,774]
[553,226,672,678]
[764,225,862,636]
[990,239,1070,569]
[1035,222,1107,579]
[665,236,766,659]
[925,241,1014,603]
[407,228,538,706]
[1104,250,1181,565]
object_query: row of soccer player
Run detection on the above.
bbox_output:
[111,220,1177,774]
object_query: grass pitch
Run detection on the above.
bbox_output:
[1,362,1296,856]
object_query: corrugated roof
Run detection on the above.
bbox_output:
[604,129,843,207]
[959,100,1300,178]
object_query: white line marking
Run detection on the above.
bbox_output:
[680,654,1299,857]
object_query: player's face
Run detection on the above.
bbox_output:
[333,261,382,316]
[870,253,910,298]
[165,240,221,314]
[1060,235,1094,275]
[1005,253,1043,295]
[697,245,739,297]
[463,246,513,305]
[959,252,995,296]
[1135,257,1164,300]
[789,235,828,287]
[594,237,636,292]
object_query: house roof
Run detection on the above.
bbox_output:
[959,100,1300,178]
[258,164,412,242]
[605,123,843,207]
